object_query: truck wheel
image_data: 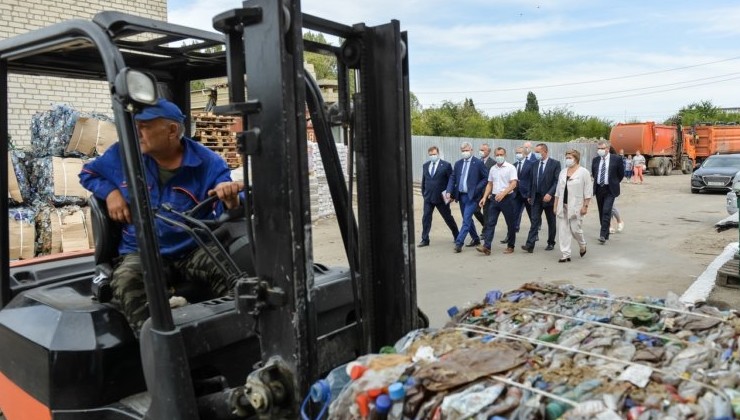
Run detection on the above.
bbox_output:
[651,167,661,176]
[663,159,671,176]
[681,158,691,174]
[656,160,666,176]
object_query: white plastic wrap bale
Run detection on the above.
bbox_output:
[324,282,740,419]
[29,156,91,206]
[30,104,80,157]
[308,141,349,220]
[34,204,94,256]
[7,149,32,205]
[8,207,36,260]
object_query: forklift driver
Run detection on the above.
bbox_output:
[79,98,243,334]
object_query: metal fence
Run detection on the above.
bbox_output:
[411,136,600,183]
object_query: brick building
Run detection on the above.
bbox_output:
[0,0,167,148]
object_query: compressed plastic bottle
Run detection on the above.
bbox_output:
[387,382,405,420]
[316,363,351,404]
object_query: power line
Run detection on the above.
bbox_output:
[415,55,740,94]
[467,73,740,105]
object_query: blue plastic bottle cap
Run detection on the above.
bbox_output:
[388,382,405,401]
[310,379,330,403]
[404,377,416,387]
[447,306,459,317]
[375,394,392,414]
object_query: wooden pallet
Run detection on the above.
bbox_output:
[716,257,740,289]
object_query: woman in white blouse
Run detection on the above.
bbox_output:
[553,150,593,262]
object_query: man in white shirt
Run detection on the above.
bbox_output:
[476,147,518,255]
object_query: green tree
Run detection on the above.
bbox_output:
[525,91,539,113]
[665,100,740,126]
[303,32,337,80]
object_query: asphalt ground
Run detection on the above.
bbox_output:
[311,171,740,327]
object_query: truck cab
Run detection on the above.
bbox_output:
[0,1,420,418]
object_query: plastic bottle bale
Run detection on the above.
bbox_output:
[65,113,117,157]
[34,203,63,256]
[8,207,37,260]
[30,104,80,157]
[7,149,32,205]
[29,156,91,206]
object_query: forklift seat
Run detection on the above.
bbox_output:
[88,195,121,266]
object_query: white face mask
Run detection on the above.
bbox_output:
[495,156,505,165]
[515,153,524,161]
[565,158,575,167]
[461,151,471,159]
[429,154,439,163]
[478,150,486,158]
[597,149,607,157]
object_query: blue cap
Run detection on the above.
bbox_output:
[375,395,391,414]
[135,98,186,123]
[388,382,405,401]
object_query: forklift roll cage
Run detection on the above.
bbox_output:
[0,0,418,418]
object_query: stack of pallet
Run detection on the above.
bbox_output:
[192,113,242,169]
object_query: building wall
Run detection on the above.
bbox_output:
[1,0,167,148]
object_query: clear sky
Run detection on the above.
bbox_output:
[169,0,740,123]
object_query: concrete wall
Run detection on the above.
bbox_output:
[1,0,167,148]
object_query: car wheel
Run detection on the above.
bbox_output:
[691,188,699,194]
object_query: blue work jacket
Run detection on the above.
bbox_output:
[79,137,232,259]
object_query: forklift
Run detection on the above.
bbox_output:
[0,0,420,418]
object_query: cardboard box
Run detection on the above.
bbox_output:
[66,117,117,156]
[60,207,94,252]
[7,152,22,203]
[52,157,91,200]
[9,218,35,260]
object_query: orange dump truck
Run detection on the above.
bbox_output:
[683,123,740,166]
[609,122,695,175]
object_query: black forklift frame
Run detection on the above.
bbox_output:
[0,0,418,416]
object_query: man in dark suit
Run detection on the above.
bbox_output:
[522,143,561,253]
[473,143,495,228]
[447,141,489,253]
[591,140,625,244]
[502,145,534,244]
[419,146,459,247]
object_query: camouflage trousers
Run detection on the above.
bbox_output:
[110,245,233,333]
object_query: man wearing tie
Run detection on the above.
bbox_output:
[503,146,533,244]
[591,140,625,244]
[419,146,459,247]
[447,141,489,253]
[473,143,495,229]
[522,143,561,253]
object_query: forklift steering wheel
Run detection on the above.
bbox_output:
[185,194,221,219]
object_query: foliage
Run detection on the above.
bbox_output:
[303,32,337,80]
[664,100,740,126]
[411,94,611,141]
[525,91,539,113]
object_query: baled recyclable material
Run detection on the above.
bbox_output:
[320,282,740,419]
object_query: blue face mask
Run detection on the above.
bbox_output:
[429,155,439,163]
[534,152,542,161]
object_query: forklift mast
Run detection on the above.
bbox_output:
[211,0,419,411]
[0,0,417,417]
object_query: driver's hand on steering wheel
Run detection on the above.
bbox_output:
[209,181,244,209]
[106,189,132,224]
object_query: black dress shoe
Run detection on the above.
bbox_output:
[500,238,509,244]
[558,257,571,263]
[598,237,606,244]
[466,240,481,247]
[454,245,462,253]
[521,245,534,253]
[418,241,429,247]
[545,244,555,251]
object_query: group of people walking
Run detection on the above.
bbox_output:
[419,140,625,262]
[620,149,647,184]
